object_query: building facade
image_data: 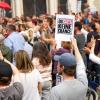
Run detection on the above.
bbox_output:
[10,0,58,17]
[3,0,100,17]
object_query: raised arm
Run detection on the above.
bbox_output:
[72,38,88,86]
[89,39,100,64]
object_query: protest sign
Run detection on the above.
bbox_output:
[55,15,75,41]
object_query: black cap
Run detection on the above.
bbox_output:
[0,60,12,78]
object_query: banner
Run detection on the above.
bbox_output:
[55,15,75,41]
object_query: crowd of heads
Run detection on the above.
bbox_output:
[0,9,99,99]
[0,10,99,83]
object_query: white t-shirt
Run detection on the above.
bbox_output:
[81,28,88,42]
[24,42,33,59]
[89,53,100,65]
[19,31,27,36]
[19,69,42,100]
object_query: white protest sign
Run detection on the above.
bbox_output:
[55,15,75,41]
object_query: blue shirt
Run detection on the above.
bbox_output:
[24,42,33,59]
[83,18,89,25]
[4,32,25,54]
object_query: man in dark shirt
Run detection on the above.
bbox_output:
[0,34,12,62]
[74,21,87,66]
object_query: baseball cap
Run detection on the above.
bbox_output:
[54,53,76,68]
[0,60,12,78]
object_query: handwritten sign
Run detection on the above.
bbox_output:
[55,15,75,41]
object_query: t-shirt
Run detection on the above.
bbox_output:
[0,82,23,100]
[75,34,85,52]
[4,32,25,54]
[24,42,33,59]
[49,60,88,100]
[75,34,87,66]
[18,69,42,100]
[89,53,100,65]
[49,80,87,100]
[81,28,88,42]
[32,58,52,82]
[0,44,12,62]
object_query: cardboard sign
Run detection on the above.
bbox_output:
[55,15,75,41]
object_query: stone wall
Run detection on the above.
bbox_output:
[88,0,100,13]
[94,0,100,13]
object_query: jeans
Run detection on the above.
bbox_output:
[41,81,52,100]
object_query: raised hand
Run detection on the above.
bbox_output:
[91,37,96,48]
[71,38,78,49]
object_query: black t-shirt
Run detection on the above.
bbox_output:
[75,34,87,66]
[0,82,23,100]
[75,34,85,52]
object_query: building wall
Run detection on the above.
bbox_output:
[94,0,100,13]
[11,0,23,17]
[58,0,68,14]
[23,0,34,16]
[23,0,47,16]
[88,0,100,13]
[11,0,100,17]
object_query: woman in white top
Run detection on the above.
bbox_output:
[14,50,42,100]
[89,38,100,65]
[32,41,52,100]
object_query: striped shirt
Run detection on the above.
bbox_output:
[32,58,52,82]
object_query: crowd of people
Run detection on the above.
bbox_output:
[0,9,100,100]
